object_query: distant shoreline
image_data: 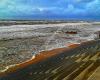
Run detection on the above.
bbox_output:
[0,20,95,26]
[0,22,92,40]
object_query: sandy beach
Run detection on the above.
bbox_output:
[0,22,100,73]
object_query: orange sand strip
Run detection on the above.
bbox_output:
[0,47,69,76]
[0,43,83,76]
[68,43,80,48]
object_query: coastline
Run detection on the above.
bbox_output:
[0,43,80,76]
[0,22,100,78]
[0,39,100,80]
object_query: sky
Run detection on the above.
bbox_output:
[0,0,100,20]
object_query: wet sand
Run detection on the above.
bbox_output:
[0,43,79,76]
[0,40,100,80]
[0,22,100,80]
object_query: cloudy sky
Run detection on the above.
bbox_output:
[0,0,100,20]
